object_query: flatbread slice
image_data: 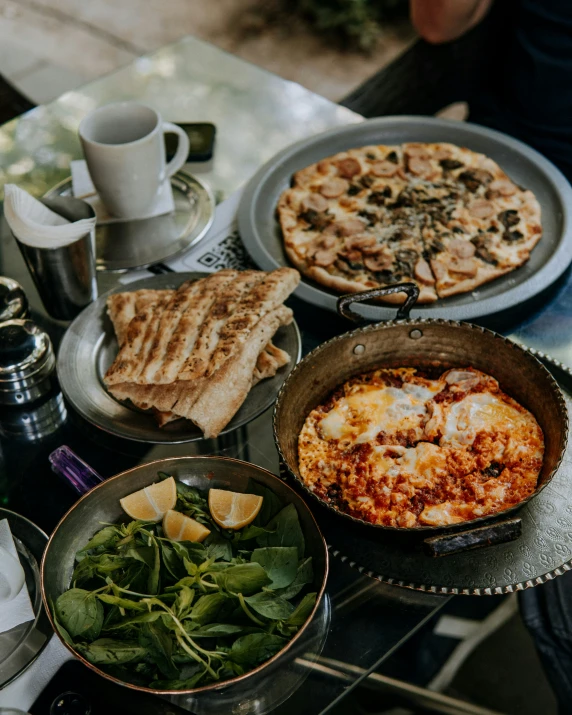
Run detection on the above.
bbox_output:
[107,289,173,347]
[177,305,294,438]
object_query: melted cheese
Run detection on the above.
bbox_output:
[319,383,436,444]
[441,393,527,446]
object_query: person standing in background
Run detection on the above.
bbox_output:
[410,0,572,183]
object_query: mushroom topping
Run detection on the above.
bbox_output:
[408,156,434,177]
[458,169,493,193]
[468,199,495,219]
[448,257,479,277]
[319,177,349,199]
[488,179,517,196]
[313,249,338,267]
[385,151,399,164]
[439,159,464,171]
[336,157,361,179]
[301,193,329,213]
[498,209,520,228]
[371,160,398,177]
[414,258,435,285]
[449,238,476,259]
[300,209,331,231]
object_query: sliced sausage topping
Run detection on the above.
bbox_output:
[468,199,495,219]
[336,218,366,236]
[313,249,338,267]
[414,258,435,285]
[364,253,392,272]
[488,179,517,196]
[319,177,349,199]
[336,157,361,179]
[458,169,493,193]
[408,157,433,177]
[371,160,398,177]
[449,238,476,259]
[448,257,479,277]
[301,193,329,213]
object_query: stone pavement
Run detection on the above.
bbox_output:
[0,0,414,104]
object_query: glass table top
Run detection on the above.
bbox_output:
[0,35,447,714]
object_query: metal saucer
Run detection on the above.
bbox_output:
[45,170,215,273]
[0,508,51,689]
[57,273,302,444]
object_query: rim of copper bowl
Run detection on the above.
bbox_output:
[41,455,329,696]
[273,318,569,533]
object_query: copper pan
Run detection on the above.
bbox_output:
[41,456,328,697]
[274,284,569,551]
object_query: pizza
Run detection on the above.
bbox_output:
[278,143,542,302]
[298,367,544,528]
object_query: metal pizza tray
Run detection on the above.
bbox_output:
[46,170,215,273]
[57,273,301,444]
[238,116,572,322]
[302,351,572,596]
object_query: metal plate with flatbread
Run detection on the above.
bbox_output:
[46,170,215,272]
[57,273,301,444]
[238,116,572,321]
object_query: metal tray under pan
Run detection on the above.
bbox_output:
[284,351,572,596]
[238,116,572,322]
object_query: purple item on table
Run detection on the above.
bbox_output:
[49,445,103,495]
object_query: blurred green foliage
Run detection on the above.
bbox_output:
[295,0,409,51]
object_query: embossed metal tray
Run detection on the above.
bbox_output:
[311,352,572,596]
[46,170,215,272]
[57,273,301,444]
[238,116,572,322]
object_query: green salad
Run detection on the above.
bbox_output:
[51,473,317,690]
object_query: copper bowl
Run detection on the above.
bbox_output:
[274,284,569,539]
[41,456,328,697]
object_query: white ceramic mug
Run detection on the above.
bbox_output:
[0,545,25,603]
[78,101,190,219]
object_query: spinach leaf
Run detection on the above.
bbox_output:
[188,593,229,625]
[256,504,305,559]
[49,597,75,646]
[248,480,283,526]
[204,531,233,562]
[159,541,184,580]
[139,622,179,679]
[214,563,271,595]
[147,537,161,595]
[97,594,146,611]
[104,611,163,631]
[235,524,275,542]
[274,557,313,599]
[189,623,261,638]
[244,592,295,620]
[55,588,104,640]
[76,638,147,665]
[286,592,317,626]
[170,541,207,566]
[230,633,286,666]
[151,668,206,690]
[174,585,195,619]
[76,526,121,560]
[250,547,298,589]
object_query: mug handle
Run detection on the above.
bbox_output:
[0,545,25,602]
[162,122,190,180]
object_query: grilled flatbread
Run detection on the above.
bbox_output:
[103,268,299,437]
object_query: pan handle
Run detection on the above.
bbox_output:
[337,282,420,323]
[423,517,522,557]
[49,445,103,495]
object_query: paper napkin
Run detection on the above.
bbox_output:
[0,518,35,634]
[3,184,96,250]
[70,159,175,224]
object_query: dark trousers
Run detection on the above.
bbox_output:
[520,571,572,714]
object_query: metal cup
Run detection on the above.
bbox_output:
[10,196,97,321]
